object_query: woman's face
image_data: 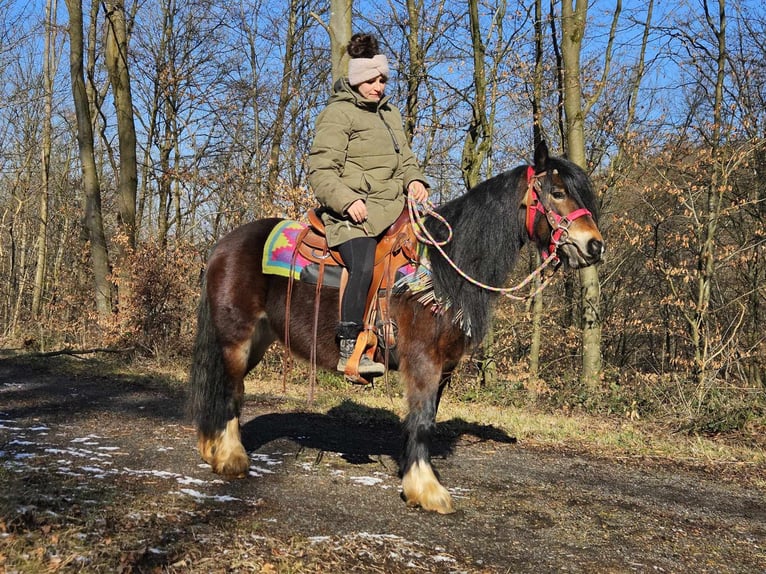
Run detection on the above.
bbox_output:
[357,75,387,101]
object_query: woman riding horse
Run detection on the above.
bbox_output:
[189,139,604,514]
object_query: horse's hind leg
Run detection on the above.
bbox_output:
[189,236,276,477]
[400,366,454,514]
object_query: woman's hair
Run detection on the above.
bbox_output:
[347,33,379,59]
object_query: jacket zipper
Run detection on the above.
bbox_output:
[378,111,401,154]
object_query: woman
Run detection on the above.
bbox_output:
[308,33,429,376]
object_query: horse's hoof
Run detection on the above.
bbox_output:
[212,448,250,479]
[402,460,455,514]
[405,485,455,514]
[198,418,249,478]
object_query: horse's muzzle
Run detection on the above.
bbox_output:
[587,238,605,261]
[559,235,605,268]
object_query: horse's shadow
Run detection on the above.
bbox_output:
[241,398,516,466]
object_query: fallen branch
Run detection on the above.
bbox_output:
[3,347,135,360]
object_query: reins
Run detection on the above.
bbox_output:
[407,166,589,301]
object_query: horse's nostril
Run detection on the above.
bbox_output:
[588,239,604,258]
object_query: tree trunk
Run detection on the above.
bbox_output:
[559,0,618,390]
[463,0,497,385]
[266,0,300,205]
[693,0,727,388]
[32,0,58,319]
[461,0,489,190]
[404,0,424,144]
[528,0,545,378]
[329,0,351,84]
[104,0,137,317]
[65,0,112,319]
[104,0,137,249]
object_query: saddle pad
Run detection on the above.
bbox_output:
[262,220,311,279]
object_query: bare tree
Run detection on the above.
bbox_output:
[65,0,112,318]
[559,0,620,389]
[104,0,138,318]
[329,0,351,83]
[31,0,59,319]
[266,0,305,200]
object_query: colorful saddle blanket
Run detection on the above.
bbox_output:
[262,220,311,280]
[263,218,419,284]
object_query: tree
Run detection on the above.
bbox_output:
[104,0,138,316]
[31,0,59,319]
[559,0,620,389]
[65,0,112,319]
[266,0,304,200]
[329,0,351,83]
[528,0,546,379]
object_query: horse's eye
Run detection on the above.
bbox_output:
[551,189,567,201]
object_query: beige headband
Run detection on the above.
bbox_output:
[348,54,390,86]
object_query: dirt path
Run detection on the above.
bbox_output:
[1,356,765,573]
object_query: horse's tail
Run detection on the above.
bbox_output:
[187,276,235,438]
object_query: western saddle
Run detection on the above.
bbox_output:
[288,207,419,384]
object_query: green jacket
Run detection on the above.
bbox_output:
[308,78,427,247]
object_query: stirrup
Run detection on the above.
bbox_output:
[341,330,383,383]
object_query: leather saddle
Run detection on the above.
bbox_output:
[288,207,419,384]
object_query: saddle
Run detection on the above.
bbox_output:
[288,207,419,384]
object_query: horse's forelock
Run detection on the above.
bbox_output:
[546,156,599,221]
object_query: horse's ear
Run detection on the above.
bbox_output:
[534,140,549,172]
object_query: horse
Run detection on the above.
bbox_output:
[188,140,604,514]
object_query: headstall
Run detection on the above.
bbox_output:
[524,165,592,260]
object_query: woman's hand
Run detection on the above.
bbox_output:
[346,199,368,223]
[407,180,429,203]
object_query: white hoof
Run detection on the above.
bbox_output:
[401,460,454,514]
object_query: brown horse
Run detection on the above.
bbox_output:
[188,141,604,514]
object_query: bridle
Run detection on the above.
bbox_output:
[407,164,595,301]
[524,165,593,262]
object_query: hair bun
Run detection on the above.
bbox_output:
[347,33,379,59]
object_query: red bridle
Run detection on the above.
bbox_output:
[524,165,593,260]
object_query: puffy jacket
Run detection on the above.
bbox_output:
[308,78,427,247]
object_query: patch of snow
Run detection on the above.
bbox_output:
[14,453,35,460]
[349,475,383,487]
[178,488,241,503]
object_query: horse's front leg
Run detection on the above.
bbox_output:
[400,366,454,514]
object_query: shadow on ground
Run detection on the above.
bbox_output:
[242,398,517,465]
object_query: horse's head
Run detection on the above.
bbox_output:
[523,141,605,269]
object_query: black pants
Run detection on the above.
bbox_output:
[336,236,377,328]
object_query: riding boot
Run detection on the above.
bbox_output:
[336,322,385,377]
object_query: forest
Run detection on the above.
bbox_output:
[1,0,764,433]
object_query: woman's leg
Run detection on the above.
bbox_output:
[337,236,377,325]
[335,236,384,376]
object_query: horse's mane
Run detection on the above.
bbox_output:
[423,155,597,344]
[424,166,527,343]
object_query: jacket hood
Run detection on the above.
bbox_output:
[329,77,390,111]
